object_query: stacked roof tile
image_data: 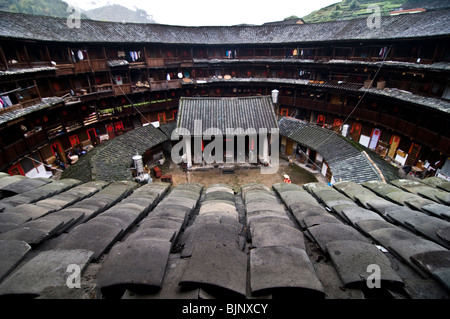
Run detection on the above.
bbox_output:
[0,97,64,126]
[177,96,278,136]
[0,172,449,299]
[61,124,168,182]
[0,10,449,44]
[279,117,388,183]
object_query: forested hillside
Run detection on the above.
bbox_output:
[302,0,450,23]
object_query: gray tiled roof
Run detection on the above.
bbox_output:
[183,77,450,114]
[0,175,449,300]
[279,117,382,183]
[195,58,450,73]
[361,87,450,114]
[177,96,278,136]
[158,122,177,139]
[62,125,168,182]
[0,10,449,44]
[0,67,56,77]
[0,97,64,126]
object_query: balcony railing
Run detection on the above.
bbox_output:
[73,60,91,73]
[0,98,41,116]
[3,139,28,162]
[150,80,181,91]
[90,59,108,71]
[113,84,132,95]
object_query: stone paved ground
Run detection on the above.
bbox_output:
[157,158,321,191]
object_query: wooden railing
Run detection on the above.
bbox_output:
[73,60,90,73]
[149,80,181,91]
[146,58,164,67]
[90,59,108,71]
[280,95,443,150]
[113,84,132,95]
[3,140,28,162]
[55,63,75,75]
[25,130,47,148]
[0,98,41,116]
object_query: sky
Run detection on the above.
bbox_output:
[63,0,340,26]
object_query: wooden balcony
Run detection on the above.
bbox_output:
[379,113,398,129]
[73,60,91,73]
[6,61,33,70]
[129,61,147,69]
[164,57,182,66]
[25,130,48,149]
[146,58,164,68]
[436,136,450,155]
[0,98,41,116]
[414,127,440,147]
[94,83,113,92]
[55,63,75,75]
[4,60,52,70]
[113,84,132,95]
[90,59,108,71]
[149,80,181,91]
[3,140,28,163]
[167,80,181,89]
[397,119,416,137]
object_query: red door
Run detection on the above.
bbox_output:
[69,134,80,147]
[317,115,326,126]
[8,164,24,176]
[87,128,98,146]
[158,113,166,124]
[51,142,64,160]
[350,123,362,140]
[333,119,343,128]
[114,121,123,133]
[106,123,116,139]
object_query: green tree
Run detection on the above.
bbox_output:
[350,0,360,10]
[284,15,300,20]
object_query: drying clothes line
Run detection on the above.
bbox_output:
[110,74,152,127]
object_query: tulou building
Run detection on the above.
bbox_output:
[0,10,449,179]
[0,9,449,301]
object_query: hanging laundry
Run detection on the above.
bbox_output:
[118,51,126,58]
[379,47,388,58]
[1,95,13,107]
[77,50,84,61]
[70,50,76,63]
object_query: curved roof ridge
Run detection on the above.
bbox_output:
[0,10,449,44]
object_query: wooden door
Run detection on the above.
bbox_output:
[285,139,294,156]
[69,134,80,147]
[106,123,116,139]
[158,113,166,124]
[388,135,401,159]
[350,123,362,141]
[8,164,24,176]
[406,143,421,166]
[87,128,98,146]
